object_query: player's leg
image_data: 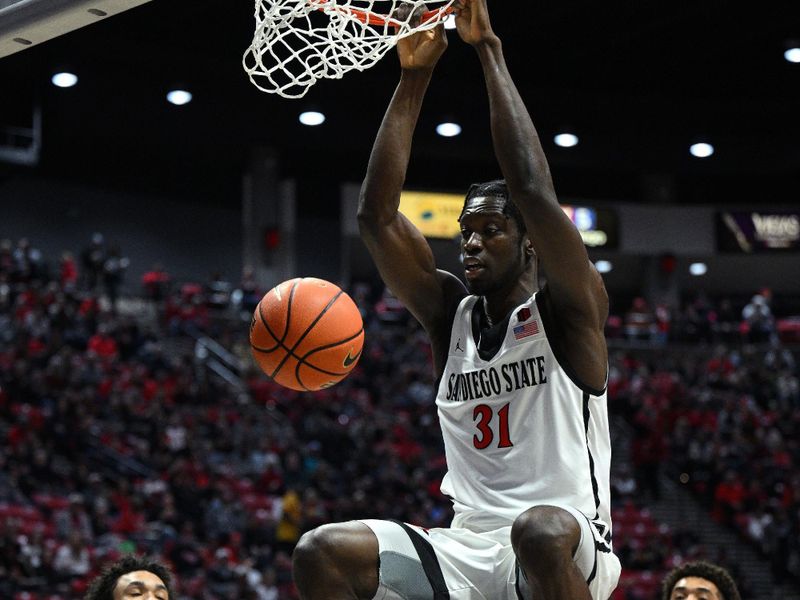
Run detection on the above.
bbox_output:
[511,505,592,600]
[292,521,379,600]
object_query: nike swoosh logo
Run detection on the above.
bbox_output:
[343,349,361,368]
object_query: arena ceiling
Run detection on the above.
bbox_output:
[1,0,799,210]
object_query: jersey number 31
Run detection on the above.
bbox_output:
[473,403,513,449]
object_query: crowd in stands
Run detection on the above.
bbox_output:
[610,339,800,591]
[608,500,755,600]
[611,289,800,346]
[1,235,799,599]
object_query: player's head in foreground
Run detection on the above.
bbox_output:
[661,560,741,600]
[84,554,173,600]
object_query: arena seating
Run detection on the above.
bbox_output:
[1,237,797,598]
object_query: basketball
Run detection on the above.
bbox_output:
[249,277,365,391]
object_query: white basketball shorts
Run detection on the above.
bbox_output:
[360,504,621,600]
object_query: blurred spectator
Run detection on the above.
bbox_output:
[169,522,204,577]
[59,251,79,291]
[631,405,667,502]
[742,293,774,343]
[0,238,14,273]
[52,531,91,582]
[204,486,246,543]
[275,489,302,554]
[17,525,48,580]
[207,272,232,310]
[713,298,741,343]
[624,297,657,341]
[13,237,44,282]
[683,293,716,344]
[253,566,279,600]
[713,470,746,525]
[81,233,107,291]
[746,506,773,554]
[374,287,408,324]
[611,464,638,505]
[87,323,119,360]
[653,303,672,345]
[102,244,130,311]
[54,493,94,541]
[166,288,209,335]
[142,263,171,304]
[207,547,238,599]
[236,266,261,315]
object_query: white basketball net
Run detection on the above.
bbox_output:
[243,0,456,98]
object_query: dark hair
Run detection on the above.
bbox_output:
[462,179,527,236]
[661,561,741,600]
[84,555,174,600]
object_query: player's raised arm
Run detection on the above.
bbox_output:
[358,17,464,334]
[454,0,608,334]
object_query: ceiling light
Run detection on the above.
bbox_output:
[51,72,78,88]
[554,133,579,147]
[785,47,800,63]
[689,142,714,158]
[444,14,457,30]
[436,122,461,137]
[299,111,325,126]
[689,262,707,276]
[166,90,192,105]
[594,260,612,274]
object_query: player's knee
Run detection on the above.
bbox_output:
[511,505,581,566]
[293,524,339,574]
[293,522,379,598]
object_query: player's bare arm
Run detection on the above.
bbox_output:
[358,18,465,352]
[455,0,608,389]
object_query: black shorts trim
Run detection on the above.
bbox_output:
[390,520,450,600]
[581,512,599,585]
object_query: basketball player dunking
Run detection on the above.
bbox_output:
[292,1,621,599]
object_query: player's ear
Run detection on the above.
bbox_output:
[524,237,535,261]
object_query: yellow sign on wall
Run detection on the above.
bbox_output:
[399,191,616,248]
[399,191,465,239]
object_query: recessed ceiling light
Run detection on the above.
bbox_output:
[51,72,78,88]
[690,142,714,158]
[166,90,192,105]
[436,122,461,137]
[785,47,800,63]
[554,133,579,147]
[299,111,325,126]
[595,260,613,274]
[689,262,708,276]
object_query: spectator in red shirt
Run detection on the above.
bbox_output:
[87,324,118,360]
[60,251,78,291]
[713,470,747,525]
[142,263,170,303]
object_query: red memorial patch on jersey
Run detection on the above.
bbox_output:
[516,307,531,322]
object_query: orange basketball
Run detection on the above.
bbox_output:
[249,277,364,391]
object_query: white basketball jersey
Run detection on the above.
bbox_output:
[435,293,612,536]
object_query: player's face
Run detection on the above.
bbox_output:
[459,199,528,295]
[113,570,169,600]
[669,577,722,600]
